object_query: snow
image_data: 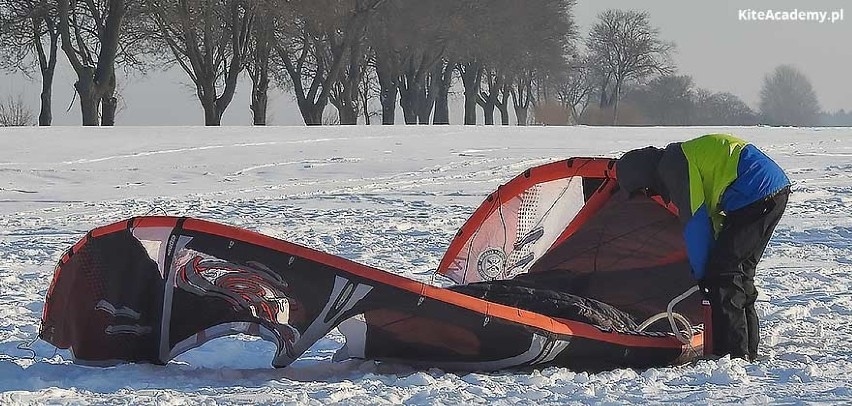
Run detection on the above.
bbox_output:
[1,125,851,404]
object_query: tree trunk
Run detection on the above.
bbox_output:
[78,93,99,126]
[434,94,449,125]
[415,96,431,124]
[400,94,417,124]
[416,103,432,124]
[401,81,432,125]
[38,68,54,126]
[74,67,99,126]
[399,70,424,125]
[284,2,379,126]
[496,83,510,125]
[37,28,59,126]
[202,101,222,126]
[101,96,117,126]
[309,106,324,125]
[99,72,117,126]
[336,39,363,126]
[511,81,531,126]
[361,81,371,125]
[402,103,417,124]
[380,84,397,125]
[481,101,495,125]
[568,106,580,125]
[515,107,528,126]
[416,64,442,125]
[250,10,272,126]
[419,64,443,125]
[513,104,526,125]
[497,103,509,125]
[432,62,452,125]
[415,85,431,125]
[251,84,268,125]
[464,90,478,125]
[336,72,360,125]
[299,101,325,126]
[478,71,503,126]
[58,0,125,126]
[459,62,482,125]
[599,78,612,109]
[249,49,270,125]
[375,61,398,125]
[339,103,358,125]
[612,80,622,125]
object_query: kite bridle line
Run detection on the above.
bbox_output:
[637,285,701,356]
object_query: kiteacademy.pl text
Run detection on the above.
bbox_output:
[738,9,844,24]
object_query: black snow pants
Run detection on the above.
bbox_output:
[705,187,789,360]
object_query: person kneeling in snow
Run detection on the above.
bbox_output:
[616,133,790,361]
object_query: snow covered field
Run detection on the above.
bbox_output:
[1,125,850,404]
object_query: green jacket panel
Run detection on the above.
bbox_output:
[680,134,747,235]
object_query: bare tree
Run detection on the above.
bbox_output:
[554,55,594,125]
[0,0,59,125]
[398,47,445,125]
[509,70,534,125]
[627,75,695,125]
[473,0,515,126]
[477,70,505,125]
[587,9,673,125]
[448,0,490,125]
[329,35,369,124]
[0,94,35,126]
[274,0,386,126]
[759,64,821,127]
[57,0,141,126]
[363,0,574,126]
[431,58,454,124]
[821,110,852,127]
[457,61,482,125]
[367,14,402,124]
[694,90,757,126]
[357,53,381,124]
[492,78,511,125]
[146,0,252,126]
[273,13,333,126]
[397,2,451,125]
[246,0,272,125]
[620,76,758,126]
[505,0,577,126]
[366,0,451,125]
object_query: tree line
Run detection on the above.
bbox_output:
[0,1,832,127]
[580,65,823,127]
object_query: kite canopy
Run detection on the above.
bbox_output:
[40,158,704,371]
[435,158,698,324]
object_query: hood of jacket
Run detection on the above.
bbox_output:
[616,146,665,195]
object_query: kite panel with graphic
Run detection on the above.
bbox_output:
[434,157,700,322]
[342,157,704,369]
[41,158,704,371]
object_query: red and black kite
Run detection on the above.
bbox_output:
[40,158,706,371]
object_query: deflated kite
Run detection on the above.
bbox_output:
[40,158,706,371]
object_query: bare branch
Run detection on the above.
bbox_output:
[0,94,35,126]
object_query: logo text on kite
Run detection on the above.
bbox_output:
[477,248,506,280]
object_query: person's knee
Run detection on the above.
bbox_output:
[744,285,759,306]
[709,275,749,309]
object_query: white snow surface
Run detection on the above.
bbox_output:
[1,126,851,404]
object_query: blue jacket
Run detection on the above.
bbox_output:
[618,134,790,279]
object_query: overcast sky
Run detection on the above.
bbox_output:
[1,0,849,126]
